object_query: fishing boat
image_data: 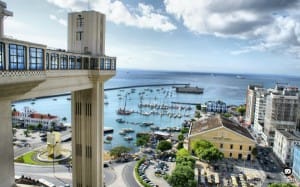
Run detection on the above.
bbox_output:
[116,118,126,123]
[119,130,126,135]
[104,127,114,134]
[122,128,135,133]
[106,135,113,141]
[124,136,133,141]
[117,94,133,115]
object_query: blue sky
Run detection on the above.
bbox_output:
[4,0,300,75]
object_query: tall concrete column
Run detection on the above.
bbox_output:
[72,80,104,187]
[0,99,15,187]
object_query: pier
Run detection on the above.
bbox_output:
[171,101,201,105]
[104,83,190,91]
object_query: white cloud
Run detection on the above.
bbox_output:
[49,14,67,26]
[164,0,300,58]
[46,0,176,32]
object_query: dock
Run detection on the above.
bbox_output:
[104,83,190,91]
[171,101,201,106]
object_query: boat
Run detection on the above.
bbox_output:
[104,127,114,134]
[174,85,204,94]
[236,75,245,79]
[141,122,154,127]
[116,118,126,123]
[106,135,113,141]
[122,128,135,133]
[117,94,133,115]
[104,140,111,144]
[66,97,71,101]
[119,130,126,135]
[104,101,109,105]
[124,136,133,141]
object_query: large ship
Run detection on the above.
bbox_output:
[174,85,204,94]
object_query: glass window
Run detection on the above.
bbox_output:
[69,56,76,69]
[0,42,5,70]
[249,146,252,151]
[50,53,59,69]
[9,44,26,70]
[60,55,68,69]
[46,53,49,69]
[105,58,111,70]
[76,31,83,41]
[229,152,232,157]
[100,58,104,69]
[230,144,233,149]
[90,58,98,69]
[76,56,82,69]
[76,15,84,27]
[29,48,44,70]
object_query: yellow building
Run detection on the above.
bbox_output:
[188,115,256,160]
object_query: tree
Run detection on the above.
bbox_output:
[136,133,150,147]
[268,183,296,187]
[251,147,258,157]
[176,148,190,158]
[178,133,184,141]
[195,104,201,110]
[24,130,30,137]
[192,140,223,163]
[157,140,172,152]
[37,123,43,132]
[110,146,131,158]
[176,142,183,150]
[181,127,189,134]
[194,111,201,118]
[168,165,196,187]
[237,105,246,116]
[176,149,196,169]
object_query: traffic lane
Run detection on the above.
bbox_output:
[122,161,140,187]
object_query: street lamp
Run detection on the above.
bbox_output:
[52,141,58,176]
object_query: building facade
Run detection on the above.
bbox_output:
[12,106,60,129]
[293,145,300,181]
[264,85,299,146]
[188,115,256,160]
[273,129,300,167]
[205,100,227,113]
[245,85,263,125]
[253,88,268,139]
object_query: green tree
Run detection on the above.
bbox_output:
[62,117,67,122]
[157,140,172,152]
[176,149,196,169]
[178,133,184,141]
[176,148,190,158]
[222,113,232,118]
[110,146,131,158]
[251,147,258,157]
[268,183,296,187]
[181,127,189,134]
[192,140,223,163]
[176,142,183,150]
[195,104,201,110]
[237,105,246,116]
[168,165,196,187]
[37,123,43,132]
[24,129,30,137]
[136,133,150,147]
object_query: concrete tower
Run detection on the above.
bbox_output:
[68,11,105,55]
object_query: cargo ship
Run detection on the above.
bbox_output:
[174,85,204,94]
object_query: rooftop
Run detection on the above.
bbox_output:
[277,130,300,141]
[190,115,254,140]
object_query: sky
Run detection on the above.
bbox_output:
[3,0,300,76]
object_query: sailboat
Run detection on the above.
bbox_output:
[117,93,133,115]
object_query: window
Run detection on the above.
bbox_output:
[76,15,84,27]
[60,55,68,69]
[50,53,59,69]
[0,42,5,70]
[9,44,26,70]
[46,53,49,69]
[220,144,223,148]
[76,56,82,69]
[76,31,83,41]
[229,152,232,157]
[230,144,233,149]
[29,48,44,70]
[69,56,76,69]
[240,145,243,150]
[90,58,98,69]
[100,58,105,69]
[249,146,252,151]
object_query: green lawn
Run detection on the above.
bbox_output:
[15,151,53,165]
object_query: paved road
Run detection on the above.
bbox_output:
[122,161,140,187]
[15,163,117,186]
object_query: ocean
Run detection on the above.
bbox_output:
[13,69,300,151]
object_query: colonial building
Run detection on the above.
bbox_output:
[188,115,256,160]
[273,129,300,167]
[12,106,60,129]
[205,100,227,113]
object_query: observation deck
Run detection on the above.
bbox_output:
[0,37,116,100]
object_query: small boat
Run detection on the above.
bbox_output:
[119,130,126,135]
[116,118,126,123]
[66,97,71,101]
[106,135,112,140]
[104,127,114,134]
[104,101,109,105]
[124,136,133,141]
[53,98,57,101]
[141,122,154,127]
[104,140,111,144]
[117,108,132,115]
[122,128,135,133]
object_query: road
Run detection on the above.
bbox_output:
[15,163,117,186]
[121,161,140,187]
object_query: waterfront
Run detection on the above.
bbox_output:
[12,69,300,151]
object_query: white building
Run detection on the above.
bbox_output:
[12,106,60,129]
[253,88,268,139]
[264,85,299,146]
[273,129,300,167]
[245,85,263,125]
